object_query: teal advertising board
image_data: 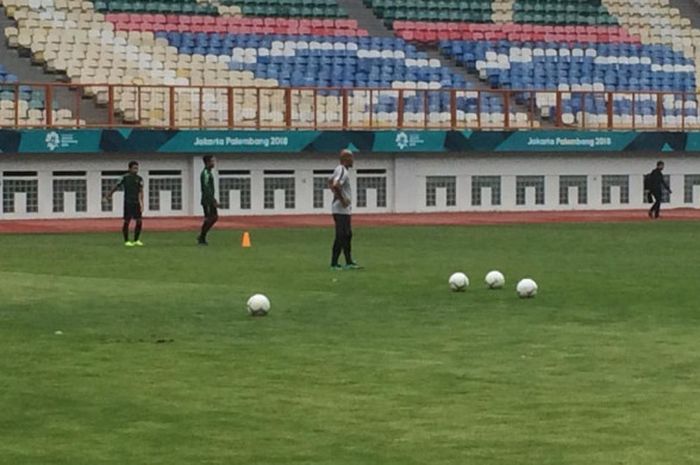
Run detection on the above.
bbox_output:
[0,129,697,154]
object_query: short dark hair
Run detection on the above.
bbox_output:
[657,160,664,167]
[128,161,139,169]
[203,155,213,164]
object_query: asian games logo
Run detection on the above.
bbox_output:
[395,131,409,150]
[45,131,60,151]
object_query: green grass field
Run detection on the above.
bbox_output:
[2,222,700,465]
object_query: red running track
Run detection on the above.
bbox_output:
[1,209,699,234]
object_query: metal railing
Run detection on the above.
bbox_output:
[0,82,698,131]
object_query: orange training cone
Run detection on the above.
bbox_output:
[241,231,251,248]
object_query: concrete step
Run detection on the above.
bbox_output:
[418,45,489,91]
[668,0,700,29]
[421,44,550,126]
[335,0,393,37]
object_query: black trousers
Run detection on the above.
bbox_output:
[649,191,662,218]
[199,203,219,241]
[331,214,353,266]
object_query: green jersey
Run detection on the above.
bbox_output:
[201,168,216,205]
[116,173,143,205]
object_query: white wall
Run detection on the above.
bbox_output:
[0,153,697,219]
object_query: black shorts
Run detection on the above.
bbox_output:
[124,203,142,220]
[203,203,218,219]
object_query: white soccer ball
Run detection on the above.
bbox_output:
[448,272,469,292]
[485,270,505,289]
[247,294,270,316]
[516,279,538,298]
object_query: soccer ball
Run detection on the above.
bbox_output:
[247,294,270,316]
[484,270,505,289]
[516,279,538,298]
[448,272,469,292]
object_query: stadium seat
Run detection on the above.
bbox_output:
[1,0,699,129]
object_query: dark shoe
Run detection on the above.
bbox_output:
[344,262,363,270]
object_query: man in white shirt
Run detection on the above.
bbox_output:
[328,149,360,270]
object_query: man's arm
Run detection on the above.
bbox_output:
[328,178,349,207]
[662,177,671,193]
[209,173,219,208]
[104,178,122,200]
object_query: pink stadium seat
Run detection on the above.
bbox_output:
[392,21,641,44]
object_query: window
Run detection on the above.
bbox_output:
[516,176,545,205]
[559,175,587,205]
[601,175,629,204]
[471,176,501,206]
[426,176,456,207]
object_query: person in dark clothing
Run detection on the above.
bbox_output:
[105,161,144,247]
[647,160,672,219]
[198,155,219,245]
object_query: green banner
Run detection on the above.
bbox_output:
[372,131,448,152]
[492,131,639,152]
[684,133,700,151]
[18,130,102,153]
[158,131,320,153]
[0,129,698,154]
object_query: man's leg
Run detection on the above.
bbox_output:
[331,214,343,267]
[198,205,218,243]
[198,206,209,243]
[342,215,353,265]
[122,218,131,242]
[652,192,662,218]
[134,219,143,241]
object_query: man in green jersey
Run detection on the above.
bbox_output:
[198,155,219,246]
[105,161,144,247]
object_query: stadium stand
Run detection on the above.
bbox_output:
[218,0,349,18]
[440,40,696,127]
[0,62,80,126]
[390,0,700,128]
[0,0,698,128]
[511,0,618,25]
[93,0,220,15]
[393,22,640,43]
[2,0,488,127]
[108,15,367,36]
[365,0,494,26]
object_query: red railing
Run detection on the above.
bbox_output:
[0,82,697,131]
